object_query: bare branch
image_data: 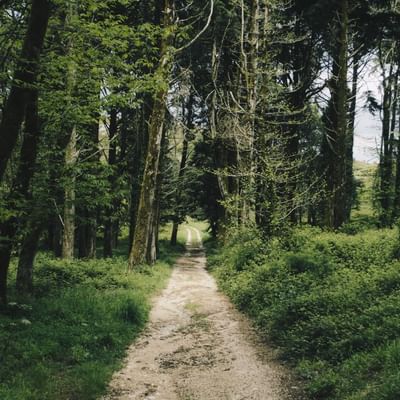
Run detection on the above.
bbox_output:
[175,0,214,53]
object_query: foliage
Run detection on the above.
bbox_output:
[0,239,178,400]
[210,226,400,399]
[1,0,400,396]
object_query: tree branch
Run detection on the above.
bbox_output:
[175,0,214,53]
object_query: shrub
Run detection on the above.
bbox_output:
[211,226,400,399]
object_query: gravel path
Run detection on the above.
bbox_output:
[102,227,302,400]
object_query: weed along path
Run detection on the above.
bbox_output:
[103,227,299,400]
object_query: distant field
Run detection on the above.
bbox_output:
[352,160,377,218]
[159,218,210,245]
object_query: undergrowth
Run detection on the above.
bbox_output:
[0,239,182,400]
[209,226,400,399]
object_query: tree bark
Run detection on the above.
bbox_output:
[333,0,349,229]
[0,0,50,181]
[77,116,100,259]
[170,223,179,246]
[61,127,78,259]
[170,96,194,245]
[169,130,188,245]
[391,68,400,221]
[389,68,399,220]
[128,101,151,252]
[45,1,78,257]
[103,108,118,258]
[0,226,14,306]
[379,61,395,226]
[59,1,79,259]
[128,0,174,268]
[242,0,259,221]
[325,0,349,229]
[0,89,41,305]
[16,223,44,294]
[78,209,97,259]
[128,92,167,267]
[345,52,360,221]
[147,155,164,263]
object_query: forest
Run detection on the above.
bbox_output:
[1,0,400,399]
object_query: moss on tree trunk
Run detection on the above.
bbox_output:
[128,0,174,268]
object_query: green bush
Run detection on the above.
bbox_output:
[286,252,333,276]
[211,226,400,399]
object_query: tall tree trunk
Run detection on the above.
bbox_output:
[62,127,78,259]
[235,0,260,222]
[209,37,227,234]
[325,0,349,229]
[333,0,349,229]
[0,89,41,305]
[78,116,100,259]
[393,137,400,221]
[77,209,88,259]
[59,1,79,259]
[170,96,194,246]
[170,133,188,246]
[379,61,395,226]
[128,102,151,252]
[0,233,13,307]
[16,222,44,294]
[45,1,78,257]
[103,108,118,258]
[128,0,174,268]
[128,92,167,267]
[0,0,50,181]
[127,5,161,251]
[345,53,360,220]
[390,70,398,142]
[78,209,97,259]
[390,68,399,220]
[147,149,164,263]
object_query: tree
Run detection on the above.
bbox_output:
[128,0,175,267]
[326,0,350,229]
[0,88,41,304]
[170,93,195,246]
[0,0,50,181]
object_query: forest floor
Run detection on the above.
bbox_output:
[102,227,302,400]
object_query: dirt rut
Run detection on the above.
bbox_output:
[102,227,301,400]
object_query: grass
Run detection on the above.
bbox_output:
[209,225,400,399]
[352,161,377,219]
[186,218,211,242]
[167,218,210,245]
[0,224,187,400]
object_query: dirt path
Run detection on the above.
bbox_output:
[103,227,301,400]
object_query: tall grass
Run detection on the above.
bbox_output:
[0,235,183,400]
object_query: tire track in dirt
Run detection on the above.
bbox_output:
[102,227,302,400]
